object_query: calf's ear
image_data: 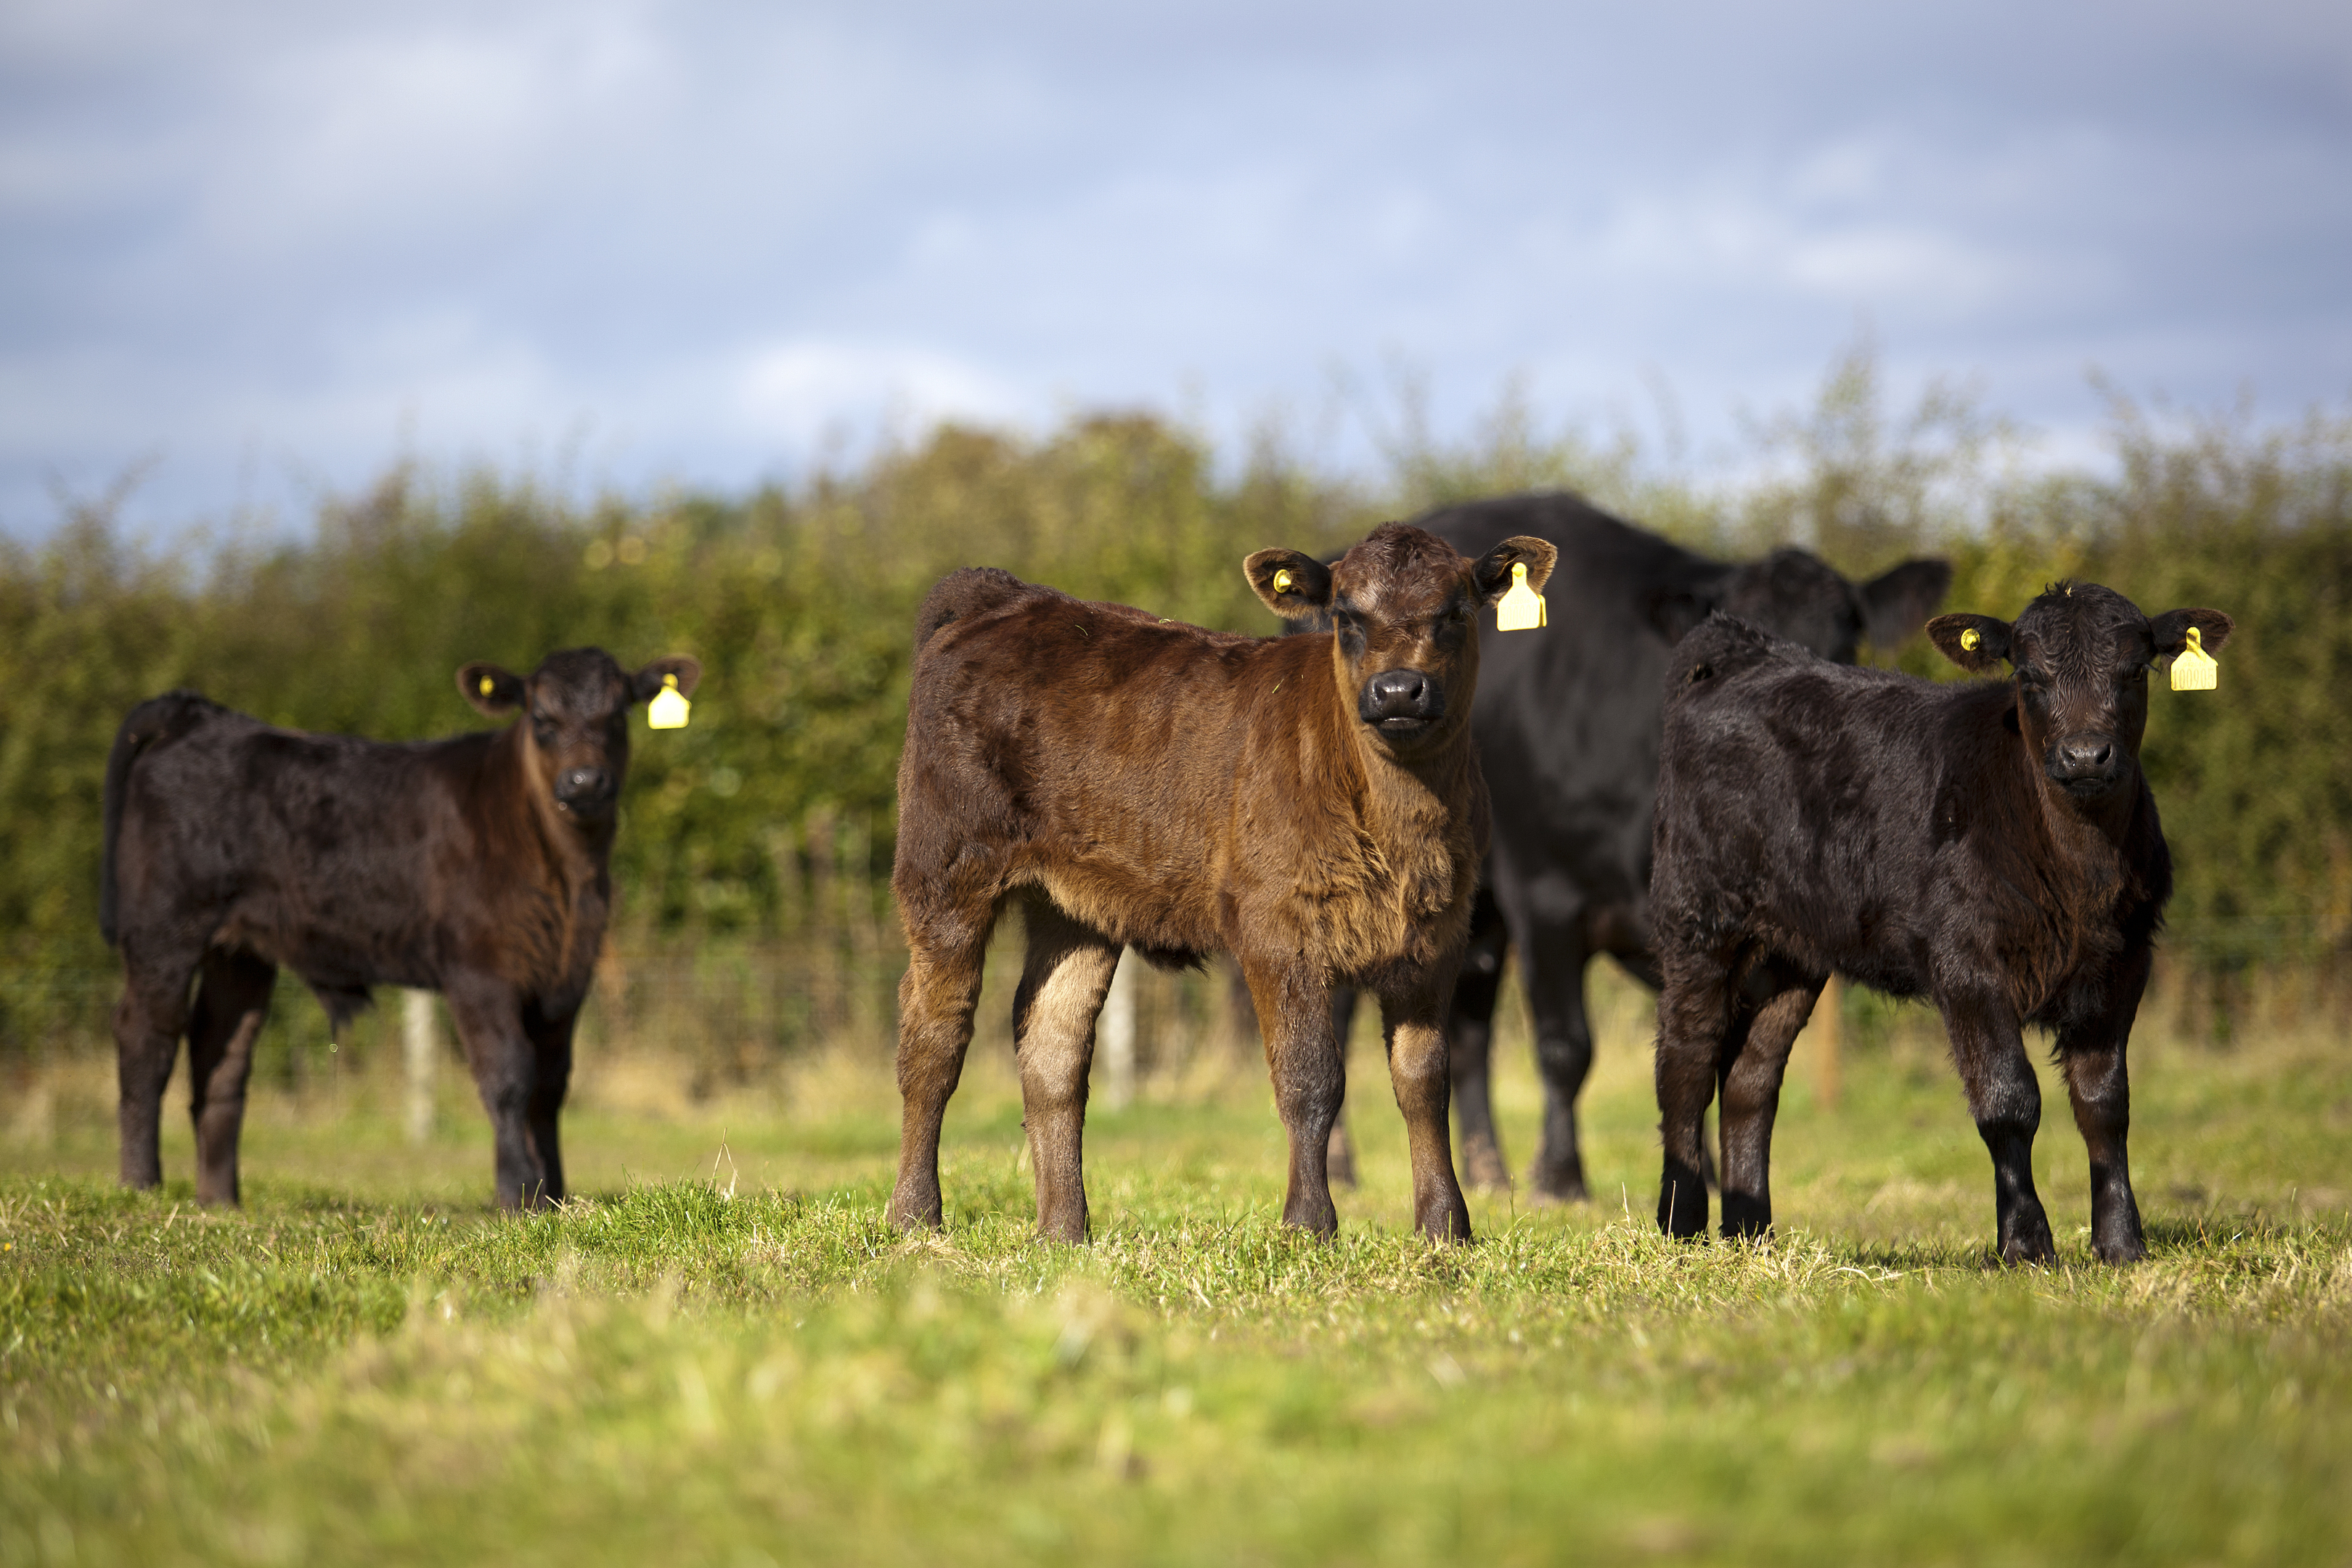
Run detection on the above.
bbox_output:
[1646,583,1721,644]
[1471,536,1558,605]
[2149,608,2234,660]
[458,663,525,716]
[1859,558,1953,650]
[632,656,703,704]
[1927,613,2012,674]
[1646,587,1716,645]
[1245,549,1333,619]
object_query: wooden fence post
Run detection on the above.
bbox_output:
[1101,950,1137,1109]
[402,989,437,1145]
[1812,974,1843,1110]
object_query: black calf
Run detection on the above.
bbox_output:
[1649,583,2231,1262]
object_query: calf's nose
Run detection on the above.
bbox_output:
[1367,669,1428,710]
[2048,734,2118,786]
[557,765,612,802]
[1358,667,1445,730]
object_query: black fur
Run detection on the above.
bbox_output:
[1326,492,1948,1197]
[102,647,699,1209]
[1649,584,2233,1263]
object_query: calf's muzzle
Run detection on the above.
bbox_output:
[1359,667,1443,733]
[2046,731,2126,796]
[555,766,616,815]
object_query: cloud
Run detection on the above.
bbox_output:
[736,341,1032,444]
[2,0,2348,534]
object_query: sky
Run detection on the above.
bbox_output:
[4,0,2349,539]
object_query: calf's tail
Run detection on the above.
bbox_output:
[912,567,1031,653]
[100,691,214,947]
[1662,611,1781,704]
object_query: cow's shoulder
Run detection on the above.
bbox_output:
[1421,492,1720,592]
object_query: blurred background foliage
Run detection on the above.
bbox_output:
[4,353,2347,1072]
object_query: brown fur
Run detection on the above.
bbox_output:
[887,523,1556,1241]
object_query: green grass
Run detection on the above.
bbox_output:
[4,1001,2350,1567]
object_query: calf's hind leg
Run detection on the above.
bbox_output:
[1654,949,1735,1240]
[1518,910,1598,1201]
[1009,898,1122,1243]
[1443,893,1514,1193]
[886,912,994,1233]
[113,945,200,1191]
[187,948,276,1206]
[1714,963,1824,1239]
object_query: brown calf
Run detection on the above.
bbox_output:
[887,523,1556,1242]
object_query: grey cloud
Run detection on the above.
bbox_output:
[3,0,2348,534]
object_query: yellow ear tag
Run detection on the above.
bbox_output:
[1495,561,1546,632]
[1273,568,1294,595]
[2170,626,2218,692]
[648,673,692,729]
[478,675,497,696]
[1959,627,1981,653]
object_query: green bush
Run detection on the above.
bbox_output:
[4,367,2347,1059]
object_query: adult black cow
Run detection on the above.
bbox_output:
[1649,585,2231,1262]
[100,648,701,1209]
[1333,494,1948,1199]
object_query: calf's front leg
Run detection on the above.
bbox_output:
[1244,955,1344,1238]
[2057,955,2151,1263]
[444,972,547,1209]
[1941,990,2056,1265]
[523,1002,579,1205]
[2061,1037,2145,1263]
[1379,984,1474,1243]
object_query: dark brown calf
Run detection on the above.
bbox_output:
[100,648,700,1208]
[1649,583,2231,1263]
[887,523,1556,1243]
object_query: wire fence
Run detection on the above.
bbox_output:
[0,939,1277,1110]
[7,915,2346,1093]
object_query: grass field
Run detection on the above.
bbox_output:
[4,976,2349,1567]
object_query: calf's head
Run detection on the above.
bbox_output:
[1930,583,2231,803]
[457,648,703,824]
[1247,523,1556,756]
[1651,548,1951,660]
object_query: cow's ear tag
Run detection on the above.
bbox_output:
[2170,626,2218,692]
[648,673,692,729]
[1495,562,1546,631]
[478,675,497,697]
[1273,568,1294,594]
[1960,628,1981,653]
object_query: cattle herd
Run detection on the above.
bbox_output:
[97,494,2232,1265]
